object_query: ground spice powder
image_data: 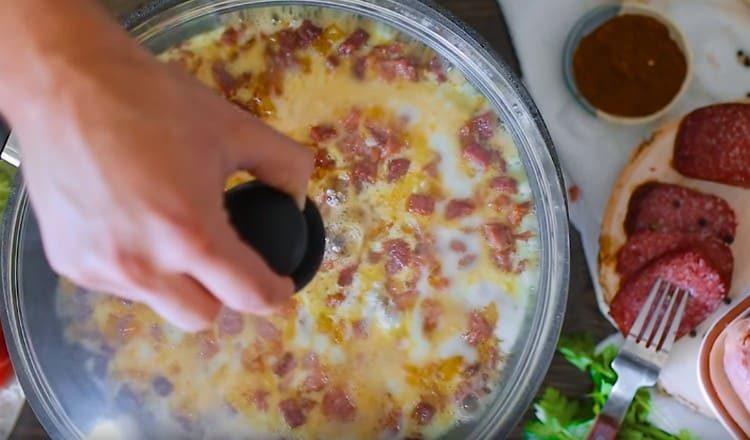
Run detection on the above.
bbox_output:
[572,14,687,118]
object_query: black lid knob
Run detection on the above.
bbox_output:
[225,181,325,291]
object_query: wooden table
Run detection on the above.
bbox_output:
[10,0,613,438]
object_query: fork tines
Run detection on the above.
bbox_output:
[628,278,690,353]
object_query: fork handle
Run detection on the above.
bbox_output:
[586,376,639,440]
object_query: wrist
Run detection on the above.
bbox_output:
[0,0,142,124]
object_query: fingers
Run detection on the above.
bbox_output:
[184,220,295,316]
[225,113,314,208]
[140,273,221,332]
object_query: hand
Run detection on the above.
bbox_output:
[1,5,313,331]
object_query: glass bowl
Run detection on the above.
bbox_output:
[0,1,569,438]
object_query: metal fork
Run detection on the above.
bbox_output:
[586,279,690,440]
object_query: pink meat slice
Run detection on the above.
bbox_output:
[723,318,750,415]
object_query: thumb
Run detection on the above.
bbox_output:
[183,217,296,316]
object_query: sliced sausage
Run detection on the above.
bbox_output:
[624,181,736,244]
[616,231,734,284]
[674,103,750,188]
[609,250,728,338]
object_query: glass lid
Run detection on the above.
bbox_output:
[1,1,569,439]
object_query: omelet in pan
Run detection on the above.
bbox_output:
[58,6,540,439]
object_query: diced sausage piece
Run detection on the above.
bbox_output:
[381,410,402,436]
[508,202,531,227]
[366,123,389,146]
[483,223,514,250]
[412,401,436,426]
[351,319,369,339]
[387,158,411,182]
[371,42,405,59]
[414,239,437,267]
[469,112,496,140]
[392,290,418,311]
[326,55,341,69]
[351,160,378,191]
[152,376,173,397]
[273,352,296,377]
[301,355,328,392]
[322,387,357,422]
[384,239,411,274]
[296,20,323,47]
[302,369,328,392]
[212,62,237,96]
[674,103,750,188]
[220,27,240,45]
[459,254,478,268]
[326,293,346,308]
[375,58,419,82]
[338,29,370,56]
[490,176,518,193]
[450,240,467,253]
[310,124,338,143]
[445,199,476,220]
[723,318,750,414]
[337,132,367,158]
[250,390,269,412]
[421,299,442,334]
[428,56,448,82]
[609,250,728,339]
[253,317,282,341]
[464,312,493,346]
[217,308,244,336]
[249,390,269,412]
[368,251,383,263]
[301,352,320,369]
[624,182,737,244]
[616,231,734,284]
[314,149,336,170]
[491,249,514,272]
[276,29,301,52]
[338,265,358,287]
[352,57,367,80]
[196,330,219,359]
[280,398,314,428]
[463,143,498,169]
[342,108,361,132]
[408,194,436,216]
[241,348,265,373]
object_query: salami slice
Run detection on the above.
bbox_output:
[674,103,750,188]
[609,250,728,338]
[624,182,736,243]
[616,231,734,284]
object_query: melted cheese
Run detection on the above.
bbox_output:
[58,6,539,439]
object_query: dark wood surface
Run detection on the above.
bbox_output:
[10,1,612,438]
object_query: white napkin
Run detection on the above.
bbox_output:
[499,0,750,437]
[0,377,24,440]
